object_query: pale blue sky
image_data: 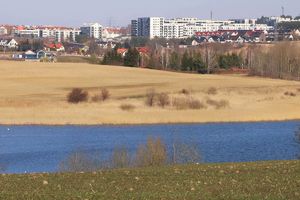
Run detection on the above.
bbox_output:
[0,0,299,26]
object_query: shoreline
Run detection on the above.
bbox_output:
[1,118,300,127]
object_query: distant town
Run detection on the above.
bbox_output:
[0,15,300,61]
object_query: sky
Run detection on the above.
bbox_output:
[0,0,300,27]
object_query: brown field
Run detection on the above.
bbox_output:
[0,60,300,125]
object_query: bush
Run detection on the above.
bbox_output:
[180,89,190,95]
[120,104,136,111]
[284,91,296,97]
[172,97,206,110]
[59,151,102,172]
[207,87,218,95]
[189,99,206,109]
[145,89,156,107]
[91,88,110,102]
[206,98,229,109]
[67,88,88,104]
[111,146,130,168]
[135,137,167,167]
[157,93,170,108]
[101,88,110,101]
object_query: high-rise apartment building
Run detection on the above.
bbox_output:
[80,23,103,39]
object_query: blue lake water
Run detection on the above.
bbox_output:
[0,121,299,174]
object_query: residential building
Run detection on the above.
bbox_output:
[136,17,164,38]
[80,23,103,39]
[131,20,138,36]
[0,26,8,35]
[0,39,18,49]
[132,17,274,39]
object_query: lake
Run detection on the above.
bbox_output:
[0,121,299,174]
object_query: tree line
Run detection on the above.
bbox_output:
[102,43,244,73]
[248,42,300,80]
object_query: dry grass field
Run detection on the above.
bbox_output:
[0,60,300,125]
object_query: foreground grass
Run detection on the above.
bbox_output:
[1,161,299,200]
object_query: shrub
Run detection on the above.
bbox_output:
[207,87,217,95]
[91,88,110,102]
[120,103,136,111]
[284,91,296,97]
[67,88,88,104]
[100,88,110,101]
[157,93,170,108]
[135,137,167,167]
[172,97,206,110]
[180,89,190,95]
[189,99,206,109]
[111,146,130,168]
[59,151,102,172]
[91,94,102,102]
[172,97,190,110]
[145,89,156,107]
[206,98,229,109]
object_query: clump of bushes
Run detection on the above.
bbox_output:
[206,98,229,109]
[145,90,171,108]
[59,136,202,172]
[67,88,89,104]
[284,91,296,97]
[59,151,102,172]
[135,137,167,167]
[145,89,157,107]
[172,97,206,110]
[112,146,130,168]
[92,88,111,102]
[207,87,218,95]
[157,93,170,108]
[120,103,135,111]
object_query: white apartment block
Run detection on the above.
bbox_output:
[80,23,103,39]
[15,29,40,38]
[132,17,273,39]
[53,29,81,42]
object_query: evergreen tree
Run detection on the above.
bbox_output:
[181,51,193,71]
[169,51,180,70]
[124,48,140,67]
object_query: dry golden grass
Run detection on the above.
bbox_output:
[0,60,300,125]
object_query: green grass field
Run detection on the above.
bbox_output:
[1,160,299,200]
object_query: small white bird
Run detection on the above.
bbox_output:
[7,128,10,131]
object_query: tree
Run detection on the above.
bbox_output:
[181,51,193,71]
[18,39,31,51]
[124,48,140,67]
[102,46,123,65]
[75,35,90,44]
[88,40,101,56]
[130,37,150,47]
[169,51,180,70]
[192,52,206,72]
[32,40,44,51]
